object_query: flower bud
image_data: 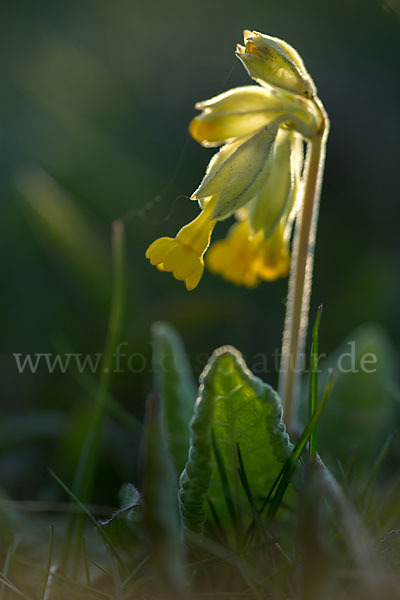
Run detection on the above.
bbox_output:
[236,30,316,99]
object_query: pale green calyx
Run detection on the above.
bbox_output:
[247,129,302,239]
[191,123,281,220]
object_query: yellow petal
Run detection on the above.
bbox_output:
[145,237,174,265]
[184,263,204,290]
[258,254,290,280]
[161,243,198,279]
[256,224,291,281]
[176,196,217,253]
[145,198,217,291]
[206,240,231,273]
[206,221,263,288]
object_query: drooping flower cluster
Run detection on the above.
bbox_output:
[146,30,324,290]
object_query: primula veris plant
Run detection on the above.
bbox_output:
[146,30,329,426]
[10,22,400,600]
[146,30,325,292]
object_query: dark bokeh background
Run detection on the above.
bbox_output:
[1,0,399,499]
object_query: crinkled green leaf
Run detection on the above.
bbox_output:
[179,346,292,535]
[151,321,196,476]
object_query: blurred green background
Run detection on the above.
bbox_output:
[1,0,399,501]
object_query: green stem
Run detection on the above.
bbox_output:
[279,102,329,431]
[62,220,125,573]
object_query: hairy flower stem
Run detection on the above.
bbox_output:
[279,102,329,430]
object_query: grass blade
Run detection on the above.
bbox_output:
[206,497,228,546]
[361,432,396,503]
[82,537,91,587]
[62,220,125,573]
[237,444,267,543]
[16,166,111,307]
[309,305,322,461]
[0,539,18,600]
[39,526,54,600]
[140,393,187,593]
[211,430,239,542]
[316,456,378,581]
[49,470,126,572]
[267,371,335,520]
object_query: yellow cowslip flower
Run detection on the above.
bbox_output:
[206,220,289,288]
[206,220,262,288]
[146,30,324,290]
[146,196,217,291]
[256,222,290,281]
